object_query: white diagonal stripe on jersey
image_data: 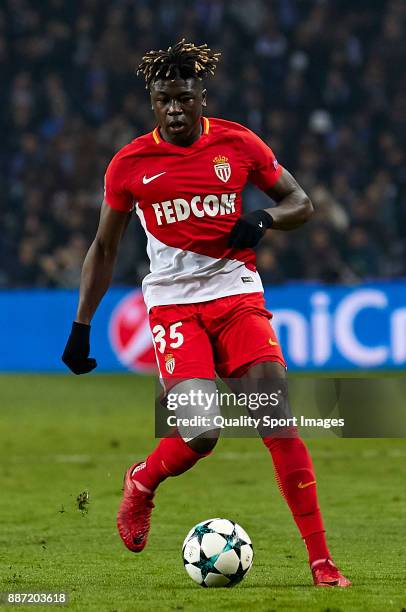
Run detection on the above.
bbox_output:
[136,205,263,310]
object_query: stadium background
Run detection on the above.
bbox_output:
[0,0,406,371]
[1,0,405,372]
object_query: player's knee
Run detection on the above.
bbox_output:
[244,360,287,380]
[186,429,221,454]
[169,378,220,445]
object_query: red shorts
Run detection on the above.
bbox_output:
[149,292,285,380]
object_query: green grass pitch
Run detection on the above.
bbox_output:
[0,374,405,612]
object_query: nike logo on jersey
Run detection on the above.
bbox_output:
[259,221,263,228]
[143,172,166,184]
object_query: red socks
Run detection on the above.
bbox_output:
[263,434,330,564]
[131,436,208,492]
[131,432,329,566]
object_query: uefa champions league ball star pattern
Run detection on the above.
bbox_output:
[182,518,254,587]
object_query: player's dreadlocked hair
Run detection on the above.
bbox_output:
[137,39,221,89]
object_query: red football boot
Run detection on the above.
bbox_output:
[117,462,155,553]
[312,558,352,587]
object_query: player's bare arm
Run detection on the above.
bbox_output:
[228,168,313,249]
[77,202,131,324]
[62,202,131,374]
[265,167,313,230]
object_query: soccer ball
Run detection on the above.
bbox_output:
[182,518,254,587]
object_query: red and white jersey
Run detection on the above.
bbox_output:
[104,117,282,310]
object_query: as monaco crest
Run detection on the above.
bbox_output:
[165,353,175,374]
[213,155,231,183]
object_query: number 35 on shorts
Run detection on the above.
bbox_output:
[152,322,184,354]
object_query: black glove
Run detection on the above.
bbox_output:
[62,322,97,375]
[228,209,274,249]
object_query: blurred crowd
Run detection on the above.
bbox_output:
[2,0,406,287]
